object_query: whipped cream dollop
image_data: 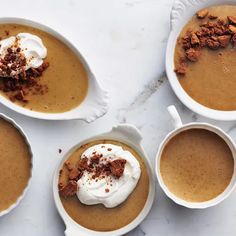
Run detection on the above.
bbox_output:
[77,144,141,208]
[0,33,47,74]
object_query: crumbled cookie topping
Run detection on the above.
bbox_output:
[59,152,127,198]
[175,12,236,76]
[0,31,49,103]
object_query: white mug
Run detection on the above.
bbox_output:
[155,105,236,209]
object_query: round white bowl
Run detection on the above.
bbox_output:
[0,17,108,122]
[53,124,155,236]
[166,0,236,120]
[0,113,33,217]
[155,105,236,209]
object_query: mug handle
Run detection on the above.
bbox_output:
[167,105,183,129]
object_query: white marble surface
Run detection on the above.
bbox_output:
[0,0,236,235]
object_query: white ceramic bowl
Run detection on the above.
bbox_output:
[0,17,108,122]
[166,0,236,120]
[155,105,236,209]
[53,124,155,236]
[0,113,33,217]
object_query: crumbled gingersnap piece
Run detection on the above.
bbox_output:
[69,169,82,180]
[206,38,220,49]
[90,153,102,164]
[78,157,90,171]
[0,61,49,102]
[228,25,236,34]
[58,183,64,190]
[110,159,126,178]
[59,181,77,198]
[228,16,236,25]
[64,161,73,171]
[231,34,236,46]
[196,9,209,19]
[175,11,236,77]
[190,33,200,45]
[185,48,201,62]
[208,14,218,20]
[174,65,186,76]
[218,35,231,47]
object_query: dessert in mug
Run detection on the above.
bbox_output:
[58,140,149,231]
[0,24,88,113]
[175,5,236,111]
[0,117,31,211]
[160,128,234,202]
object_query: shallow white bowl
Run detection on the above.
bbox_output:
[155,106,236,209]
[0,17,108,122]
[0,113,33,217]
[166,0,236,120]
[53,124,155,236]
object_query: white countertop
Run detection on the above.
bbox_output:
[1,0,236,235]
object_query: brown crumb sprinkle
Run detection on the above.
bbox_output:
[0,61,49,103]
[59,181,77,198]
[59,153,127,198]
[196,9,209,19]
[105,188,110,193]
[4,30,9,36]
[175,12,236,76]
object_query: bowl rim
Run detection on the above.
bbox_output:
[0,17,108,121]
[53,124,155,236]
[166,0,236,121]
[0,112,33,217]
[155,122,236,209]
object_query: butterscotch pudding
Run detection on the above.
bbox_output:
[175,5,236,111]
[160,129,234,202]
[0,117,31,212]
[0,24,88,113]
[58,140,149,231]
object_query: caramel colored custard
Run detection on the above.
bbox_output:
[174,5,236,111]
[59,140,149,232]
[0,24,88,113]
[160,129,234,202]
[0,118,31,211]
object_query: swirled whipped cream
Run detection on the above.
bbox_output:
[0,33,47,77]
[77,144,141,208]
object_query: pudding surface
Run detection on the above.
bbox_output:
[160,129,234,202]
[0,117,31,212]
[59,139,149,232]
[0,24,88,113]
[175,5,236,111]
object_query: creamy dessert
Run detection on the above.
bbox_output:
[174,5,236,111]
[0,117,31,212]
[160,129,234,202]
[58,140,149,231]
[0,24,88,113]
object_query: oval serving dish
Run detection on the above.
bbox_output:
[0,17,108,122]
[166,0,236,120]
[53,124,155,236]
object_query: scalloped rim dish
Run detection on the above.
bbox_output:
[0,17,109,122]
